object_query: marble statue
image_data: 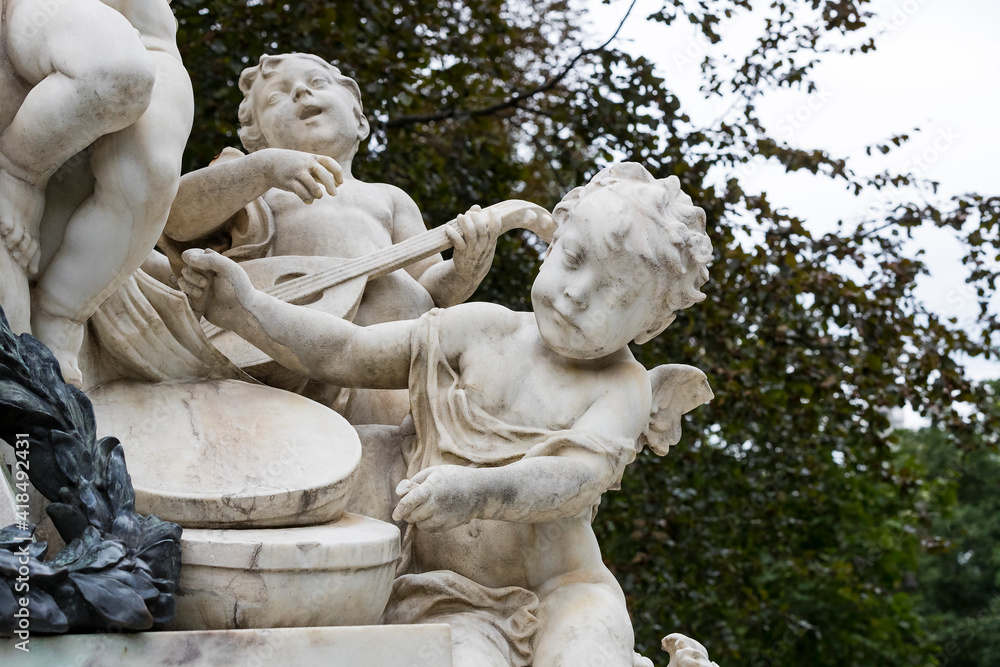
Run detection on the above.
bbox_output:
[0,0,193,387]
[179,162,716,666]
[160,53,510,425]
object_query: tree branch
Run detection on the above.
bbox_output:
[384,0,639,128]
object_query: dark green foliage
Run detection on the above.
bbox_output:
[0,307,182,635]
[897,387,1000,667]
[169,2,998,663]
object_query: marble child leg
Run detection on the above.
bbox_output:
[30,50,193,386]
[0,0,156,274]
[532,580,638,667]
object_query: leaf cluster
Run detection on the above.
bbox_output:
[0,308,182,635]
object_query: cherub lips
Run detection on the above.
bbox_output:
[298,105,323,120]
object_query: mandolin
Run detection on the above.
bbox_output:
[204,199,555,377]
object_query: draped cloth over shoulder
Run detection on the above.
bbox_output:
[402,308,637,491]
[384,309,637,664]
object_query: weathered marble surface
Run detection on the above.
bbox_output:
[90,379,361,528]
[172,513,400,631]
[180,162,715,666]
[0,624,452,667]
[0,0,193,387]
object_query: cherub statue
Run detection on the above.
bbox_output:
[179,163,714,667]
[161,53,501,424]
[0,0,193,386]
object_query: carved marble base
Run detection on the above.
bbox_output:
[0,624,453,666]
[172,513,400,631]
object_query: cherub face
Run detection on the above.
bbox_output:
[250,57,364,157]
[531,191,658,360]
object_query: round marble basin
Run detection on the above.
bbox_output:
[90,379,361,528]
[171,513,400,630]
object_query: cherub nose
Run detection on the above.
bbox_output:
[292,83,312,102]
[563,283,589,309]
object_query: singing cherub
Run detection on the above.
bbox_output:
[161,52,500,423]
[0,0,193,386]
[179,163,714,667]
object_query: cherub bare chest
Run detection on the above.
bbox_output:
[267,186,395,258]
[456,327,599,431]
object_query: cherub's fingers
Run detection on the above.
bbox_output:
[317,156,344,187]
[408,467,437,485]
[396,479,416,497]
[5,223,23,249]
[16,231,33,256]
[445,224,467,254]
[311,162,339,198]
[180,266,210,289]
[295,174,324,202]
[26,242,40,276]
[459,210,482,244]
[403,501,438,526]
[177,278,203,299]
[393,490,428,523]
[181,248,231,275]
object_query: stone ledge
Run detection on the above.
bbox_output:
[0,624,453,667]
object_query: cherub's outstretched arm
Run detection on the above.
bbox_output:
[179,248,411,389]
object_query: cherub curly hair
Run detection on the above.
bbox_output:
[552,163,713,343]
[237,53,370,153]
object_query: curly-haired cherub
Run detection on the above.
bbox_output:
[179,163,714,667]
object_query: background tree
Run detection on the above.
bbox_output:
[896,383,1000,666]
[170,1,1000,664]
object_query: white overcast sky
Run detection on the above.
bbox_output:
[579,0,1000,385]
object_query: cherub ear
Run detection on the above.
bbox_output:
[357,112,371,142]
[639,364,713,456]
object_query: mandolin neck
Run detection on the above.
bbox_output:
[265,200,548,304]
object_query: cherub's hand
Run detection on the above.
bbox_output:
[446,205,501,285]
[179,249,256,329]
[662,634,719,667]
[259,148,343,203]
[393,465,478,532]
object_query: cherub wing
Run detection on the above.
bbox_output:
[639,365,714,456]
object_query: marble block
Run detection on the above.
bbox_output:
[172,513,400,631]
[90,379,361,528]
[0,624,453,667]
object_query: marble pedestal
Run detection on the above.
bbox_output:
[173,513,400,630]
[0,624,453,667]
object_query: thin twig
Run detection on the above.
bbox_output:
[385,0,640,128]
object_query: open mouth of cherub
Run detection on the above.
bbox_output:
[298,106,323,120]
